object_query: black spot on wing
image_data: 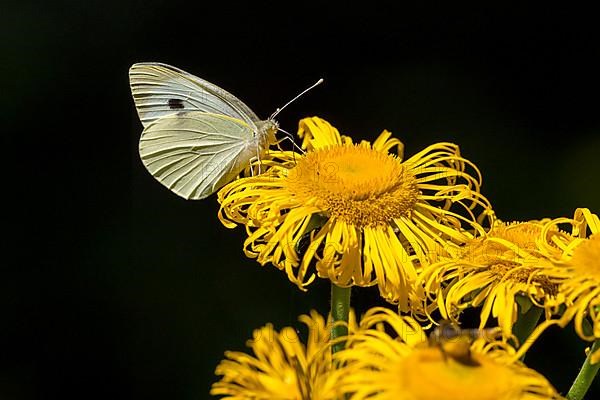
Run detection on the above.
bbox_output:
[168,98,185,109]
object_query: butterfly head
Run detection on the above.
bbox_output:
[256,119,279,148]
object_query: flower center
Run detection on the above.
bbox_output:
[461,222,545,266]
[570,234,600,278]
[285,145,419,228]
[488,264,559,296]
[489,264,530,281]
[494,222,541,252]
[397,347,520,400]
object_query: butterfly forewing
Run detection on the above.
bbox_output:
[129,63,261,128]
[139,111,254,200]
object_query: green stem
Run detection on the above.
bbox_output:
[331,284,351,354]
[513,304,543,358]
[567,340,600,400]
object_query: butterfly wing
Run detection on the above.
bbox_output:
[129,62,261,128]
[139,111,256,200]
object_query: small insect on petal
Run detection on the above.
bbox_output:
[428,321,501,367]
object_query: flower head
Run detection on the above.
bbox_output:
[531,208,600,363]
[420,219,567,337]
[211,310,356,399]
[219,117,493,310]
[335,307,562,400]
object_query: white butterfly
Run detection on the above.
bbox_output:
[129,62,282,200]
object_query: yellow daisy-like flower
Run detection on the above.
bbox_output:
[335,307,562,400]
[219,117,493,309]
[211,310,356,399]
[527,208,600,363]
[420,219,569,337]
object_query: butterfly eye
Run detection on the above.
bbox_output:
[168,98,185,109]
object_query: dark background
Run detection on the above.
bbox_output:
[3,2,600,399]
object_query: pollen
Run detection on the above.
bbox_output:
[285,145,420,228]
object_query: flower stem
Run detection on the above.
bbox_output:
[513,303,543,358]
[567,340,600,400]
[331,283,351,354]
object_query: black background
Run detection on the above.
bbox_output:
[4,2,600,399]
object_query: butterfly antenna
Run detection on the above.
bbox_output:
[270,78,324,120]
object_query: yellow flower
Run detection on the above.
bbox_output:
[219,117,493,310]
[335,307,562,400]
[525,208,600,363]
[420,219,568,337]
[211,310,355,400]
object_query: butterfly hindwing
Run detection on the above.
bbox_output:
[139,111,255,200]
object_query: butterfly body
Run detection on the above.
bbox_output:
[129,62,278,200]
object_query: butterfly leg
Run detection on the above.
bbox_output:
[276,127,306,155]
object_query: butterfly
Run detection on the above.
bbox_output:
[129,63,320,200]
